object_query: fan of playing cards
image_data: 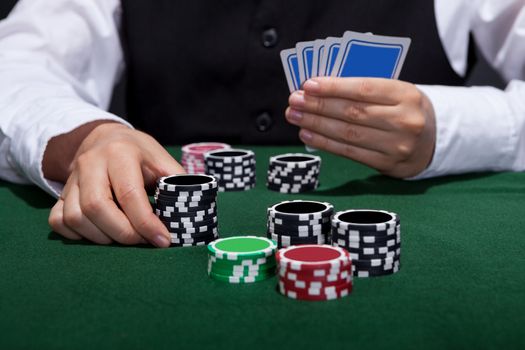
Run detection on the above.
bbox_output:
[280,31,411,92]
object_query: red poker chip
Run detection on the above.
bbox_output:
[278,281,353,301]
[278,266,352,282]
[279,274,352,289]
[277,245,351,271]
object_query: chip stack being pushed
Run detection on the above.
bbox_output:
[154,174,219,247]
[207,236,277,283]
[267,153,321,193]
[277,245,353,301]
[180,142,231,174]
[267,200,333,248]
[204,149,256,192]
[331,209,401,277]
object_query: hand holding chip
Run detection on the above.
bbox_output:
[285,77,436,178]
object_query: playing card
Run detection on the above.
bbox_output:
[318,36,342,77]
[280,48,301,92]
[296,41,316,86]
[310,39,326,78]
[331,31,411,79]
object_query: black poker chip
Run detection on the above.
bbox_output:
[266,153,322,193]
[204,148,257,192]
[153,174,220,247]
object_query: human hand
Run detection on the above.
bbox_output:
[286,77,436,178]
[47,123,185,247]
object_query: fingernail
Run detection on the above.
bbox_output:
[303,79,320,92]
[287,108,303,123]
[289,91,305,107]
[152,234,170,248]
[300,129,313,141]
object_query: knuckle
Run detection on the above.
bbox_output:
[63,210,83,228]
[113,230,141,245]
[314,97,326,115]
[342,144,356,159]
[81,196,105,217]
[48,211,62,231]
[343,104,365,121]
[343,124,361,142]
[357,80,374,99]
[116,184,140,206]
[396,141,415,159]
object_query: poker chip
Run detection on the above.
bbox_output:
[207,236,277,283]
[153,174,220,247]
[204,149,256,192]
[276,245,353,301]
[267,200,333,248]
[266,153,321,193]
[332,209,402,277]
[181,142,231,174]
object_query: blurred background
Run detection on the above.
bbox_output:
[0,1,506,120]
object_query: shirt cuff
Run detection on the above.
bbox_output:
[408,84,516,180]
[9,105,132,198]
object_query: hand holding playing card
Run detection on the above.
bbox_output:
[285,77,436,178]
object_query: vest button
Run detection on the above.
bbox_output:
[255,112,273,132]
[261,28,278,48]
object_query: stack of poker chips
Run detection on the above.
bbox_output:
[277,245,353,301]
[266,153,321,193]
[154,174,219,247]
[331,209,401,277]
[207,236,277,283]
[181,142,231,174]
[267,200,333,248]
[204,149,256,192]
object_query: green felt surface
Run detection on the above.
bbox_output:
[1,146,525,350]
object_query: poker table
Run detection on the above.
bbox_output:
[1,145,524,350]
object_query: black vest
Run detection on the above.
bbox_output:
[121,0,474,145]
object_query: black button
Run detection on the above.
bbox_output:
[255,112,273,132]
[261,28,278,48]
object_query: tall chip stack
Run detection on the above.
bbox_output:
[204,149,256,192]
[267,200,333,248]
[331,209,401,277]
[181,142,231,174]
[266,153,321,193]
[154,174,219,247]
[277,245,353,301]
[207,236,277,283]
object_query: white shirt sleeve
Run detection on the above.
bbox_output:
[414,0,525,178]
[0,0,128,197]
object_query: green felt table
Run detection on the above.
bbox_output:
[1,146,525,350]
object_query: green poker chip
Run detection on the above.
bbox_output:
[208,270,275,284]
[208,255,276,269]
[208,264,276,277]
[207,236,277,261]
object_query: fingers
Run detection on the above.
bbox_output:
[298,128,394,172]
[108,154,171,248]
[142,143,187,185]
[288,92,399,131]
[302,77,410,105]
[286,107,394,154]
[62,179,113,245]
[77,155,147,246]
[48,199,82,241]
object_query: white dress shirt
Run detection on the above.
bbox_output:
[0,0,524,197]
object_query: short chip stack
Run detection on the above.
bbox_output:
[331,209,401,277]
[267,200,333,248]
[277,245,353,301]
[154,174,219,247]
[181,142,231,174]
[204,149,256,192]
[207,236,277,283]
[267,153,321,193]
